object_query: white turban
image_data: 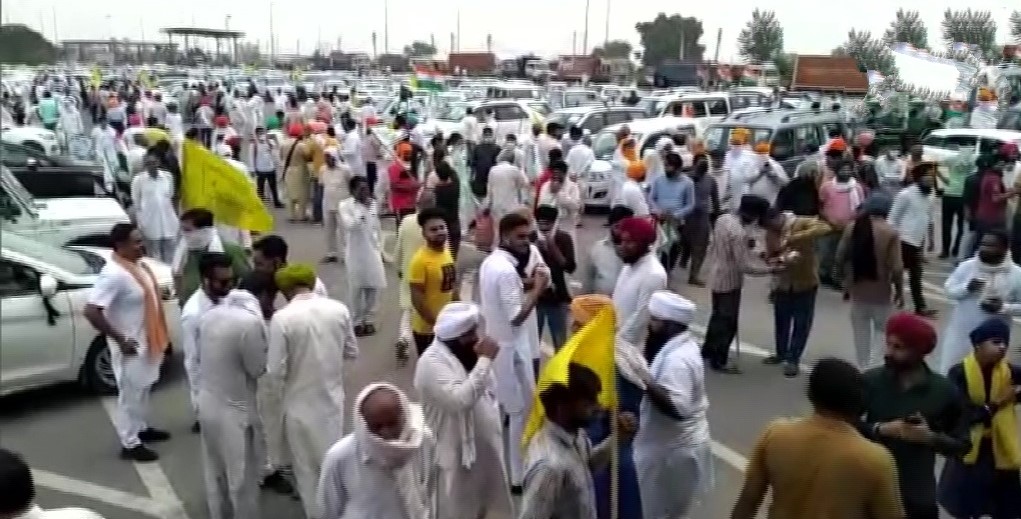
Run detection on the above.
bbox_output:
[648,290,696,324]
[433,302,481,341]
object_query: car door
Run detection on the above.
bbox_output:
[580,112,606,135]
[769,128,801,174]
[603,110,632,130]
[491,103,529,141]
[0,259,75,392]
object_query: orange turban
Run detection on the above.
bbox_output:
[829,138,847,152]
[730,128,749,145]
[570,294,613,325]
[626,161,646,181]
[395,141,413,161]
[754,142,771,154]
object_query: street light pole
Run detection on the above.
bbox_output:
[582,0,590,55]
[383,0,389,55]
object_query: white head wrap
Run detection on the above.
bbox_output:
[354,383,429,518]
[648,290,696,324]
[433,302,481,341]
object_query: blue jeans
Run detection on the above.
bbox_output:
[773,287,817,364]
[311,182,324,223]
[535,302,568,351]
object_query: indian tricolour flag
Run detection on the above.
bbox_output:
[411,66,444,92]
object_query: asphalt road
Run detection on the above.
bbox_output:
[1,207,1013,519]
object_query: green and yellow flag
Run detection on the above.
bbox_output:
[181,140,273,232]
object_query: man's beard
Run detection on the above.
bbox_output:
[644,329,673,362]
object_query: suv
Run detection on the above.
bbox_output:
[544,105,648,135]
[704,109,852,173]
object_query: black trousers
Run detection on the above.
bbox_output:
[903,502,939,519]
[256,172,281,205]
[901,242,927,312]
[701,289,742,369]
[412,332,434,357]
[366,162,378,195]
[941,196,965,256]
[1013,213,1021,267]
[198,127,212,148]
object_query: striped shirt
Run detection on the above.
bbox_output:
[706,213,772,293]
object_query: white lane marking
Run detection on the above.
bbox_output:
[100,397,192,519]
[710,442,749,472]
[32,469,162,517]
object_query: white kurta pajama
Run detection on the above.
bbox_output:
[180,290,216,417]
[88,261,166,449]
[338,196,387,326]
[317,384,437,519]
[634,331,714,519]
[613,253,669,346]
[395,214,425,342]
[936,257,1021,373]
[91,125,120,188]
[320,163,352,258]
[131,170,179,263]
[267,292,359,519]
[478,247,545,487]
[197,290,268,519]
[415,338,514,519]
[486,161,531,245]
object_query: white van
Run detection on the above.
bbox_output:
[1,166,130,247]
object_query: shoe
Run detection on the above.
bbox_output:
[687,278,706,287]
[710,363,742,374]
[395,338,410,364]
[783,363,800,378]
[510,485,523,495]
[364,323,376,335]
[191,421,200,434]
[138,428,171,442]
[261,471,295,495]
[937,253,949,259]
[120,445,159,462]
[762,355,782,365]
[273,203,285,209]
[321,255,338,264]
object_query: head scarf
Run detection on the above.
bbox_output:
[433,302,481,341]
[886,312,937,356]
[570,294,612,325]
[970,317,1011,345]
[286,123,304,138]
[354,383,429,518]
[214,115,230,128]
[626,161,646,180]
[648,291,696,324]
[274,263,316,293]
[616,216,656,246]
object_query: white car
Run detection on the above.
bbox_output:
[0,231,181,396]
[920,128,1021,184]
[583,117,705,209]
[1,123,60,156]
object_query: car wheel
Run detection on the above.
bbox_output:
[21,141,45,154]
[82,336,118,395]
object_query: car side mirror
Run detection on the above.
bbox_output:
[39,274,58,298]
[25,157,38,169]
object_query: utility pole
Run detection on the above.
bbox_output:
[51,7,59,44]
[383,0,389,55]
[456,10,461,52]
[269,3,276,64]
[371,31,378,59]
[604,0,610,45]
[486,34,492,54]
[582,0,590,55]
[572,31,577,55]
[713,28,722,63]
[450,33,455,54]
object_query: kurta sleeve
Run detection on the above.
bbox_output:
[617,276,666,345]
[266,317,288,382]
[338,201,359,231]
[239,317,268,380]
[316,446,348,519]
[130,176,142,213]
[733,421,775,515]
[654,354,703,417]
[517,461,563,519]
[339,311,359,359]
[414,356,493,412]
[944,261,973,300]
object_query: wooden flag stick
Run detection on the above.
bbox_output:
[610,404,619,519]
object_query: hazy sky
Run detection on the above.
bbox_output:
[1,0,1017,60]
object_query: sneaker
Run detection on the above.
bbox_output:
[395,338,410,363]
[783,363,800,378]
[261,471,295,495]
[762,355,782,365]
[120,445,159,462]
[364,323,377,335]
[138,428,171,442]
[354,324,367,337]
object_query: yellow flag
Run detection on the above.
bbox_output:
[523,306,617,448]
[181,140,274,232]
[90,67,102,88]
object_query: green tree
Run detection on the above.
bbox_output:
[882,9,929,49]
[832,29,897,77]
[737,9,784,63]
[592,39,632,59]
[1009,10,1021,42]
[773,52,796,84]
[941,9,997,58]
[635,13,705,66]
[0,24,57,65]
[403,41,436,57]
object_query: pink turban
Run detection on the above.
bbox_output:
[616,217,656,246]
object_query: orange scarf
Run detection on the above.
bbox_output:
[112,255,169,362]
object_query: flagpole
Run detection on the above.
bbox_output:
[610,404,620,519]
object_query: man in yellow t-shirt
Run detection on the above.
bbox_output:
[407,207,458,355]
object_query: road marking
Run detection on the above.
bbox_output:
[100,397,192,519]
[32,469,162,517]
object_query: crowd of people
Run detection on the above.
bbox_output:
[1,72,1021,519]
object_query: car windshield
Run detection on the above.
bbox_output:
[15,171,107,198]
[2,232,100,275]
[704,126,773,153]
[592,131,642,160]
[435,104,469,121]
[639,98,666,117]
[545,112,582,129]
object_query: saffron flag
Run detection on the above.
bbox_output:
[523,306,618,448]
[411,65,444,92]
[180,140,274,232]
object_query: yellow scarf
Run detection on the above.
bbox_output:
[962,353,1021,469]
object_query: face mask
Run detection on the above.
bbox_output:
[184,228,214,250]
[979,250,1005,265]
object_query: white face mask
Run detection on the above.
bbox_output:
[184,228,214,250]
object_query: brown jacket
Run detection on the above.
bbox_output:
[766,216,832,292]
[835,217,903,305]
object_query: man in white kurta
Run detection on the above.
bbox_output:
[317,383,437,519]
[338,176,387,335]
[634,291,714,518]
[486,151,531,245]
[414,302,514,519]
[91,119,121,189]
[267,264,359,519]
[478,214,549,490]
[198,286,270,519]
[612,217,669,347]
[131,154,179,263]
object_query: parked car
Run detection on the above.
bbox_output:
[0,231,181,396]
[1,124,60,156]
[1,140,124,200]
[544,105,649,136]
